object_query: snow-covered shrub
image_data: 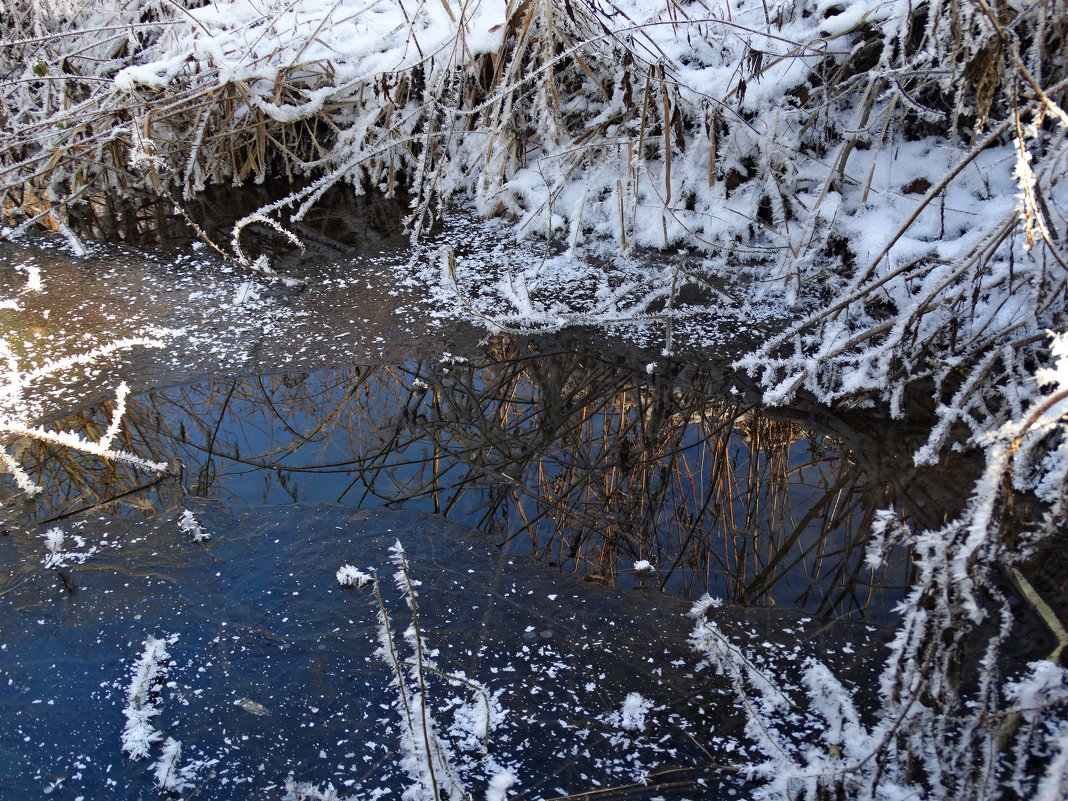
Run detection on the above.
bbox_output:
[4,0,1064,277]
[302,544,508,801]
[689,346,1068,800]
[363,546,504,801]
[2,0,1063,456]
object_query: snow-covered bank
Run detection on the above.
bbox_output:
[2,0,1064,425]
[2,0,1067,798]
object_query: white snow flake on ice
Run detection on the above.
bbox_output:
[485,769,517,801]
[618,693,653,732]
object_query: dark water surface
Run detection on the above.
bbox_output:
[0,505,705,798]
[1,502,889,800]
[0,235,963,799]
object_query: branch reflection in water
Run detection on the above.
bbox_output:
[12,334,964,618]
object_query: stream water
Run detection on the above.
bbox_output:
[0,224,973,799]
[18,340,963,614]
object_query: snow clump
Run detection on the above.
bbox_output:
[336,564,373,589]
[618,692,653,732]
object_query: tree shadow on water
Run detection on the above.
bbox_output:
[7,333,978,621]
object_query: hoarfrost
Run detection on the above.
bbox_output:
[153,738,186,792]
[41,527,95,568]
[336,564,373,589]
[617,693,652,732]
[178,509,209,542]
[121,635,175,760]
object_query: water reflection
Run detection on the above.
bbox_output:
[64,181,411,253]
[10,334,966,618]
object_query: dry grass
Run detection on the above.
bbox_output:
[3,1,1063,266]
[2,2,1063,443]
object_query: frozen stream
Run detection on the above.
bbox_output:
[0,232,963,799]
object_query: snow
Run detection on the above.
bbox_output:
[121,636,174,760]
[178,509,210,542]
[114,55,189,91]
[816,0,888,35]
[336,564,374,588]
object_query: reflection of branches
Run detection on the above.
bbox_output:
[0,336,172,500]
[18,335,962,616]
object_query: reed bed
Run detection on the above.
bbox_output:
[5,1,1062,459]
[3,0,1064,263]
